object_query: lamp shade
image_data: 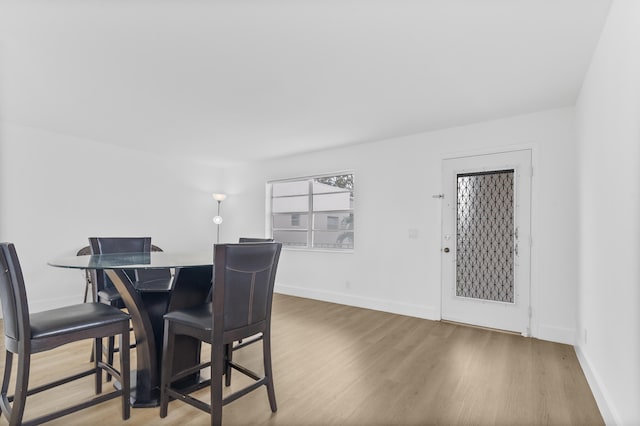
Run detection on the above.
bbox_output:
[212,193,227,202]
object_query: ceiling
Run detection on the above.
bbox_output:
[0,0,612,166]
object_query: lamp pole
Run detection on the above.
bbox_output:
[212,193,226,244]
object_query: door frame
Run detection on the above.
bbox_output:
[438,145,537,337]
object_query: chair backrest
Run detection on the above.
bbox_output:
[89,237,152,254]
[77,246,91,256]
[238,238,274,243]
[89,237,152,288]
[0,243,30,346]
[212,243,282,341]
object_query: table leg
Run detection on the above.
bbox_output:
[106,269,161,407]
[105,265,212,407]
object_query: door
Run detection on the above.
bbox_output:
[441,150,531,335]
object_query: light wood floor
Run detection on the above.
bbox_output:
[0,294,603,425]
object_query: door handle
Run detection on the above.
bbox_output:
[443,247,450,253]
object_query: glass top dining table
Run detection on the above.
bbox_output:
[48,250,213,270]
[48,250,214,408]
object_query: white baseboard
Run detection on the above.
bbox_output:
[575,345,620,426]
[537,324,576,345]
[275,283,439,320]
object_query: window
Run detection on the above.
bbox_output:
[270,173,354,250]
[327,216,339,230]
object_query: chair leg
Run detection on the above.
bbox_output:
[263,334,277,412]
[92,323,134,364]
[224,343,233,387]
[211,380,223,426]
[211,340,225,426]
[159,321,175,418]
[106,336,115,382]
[0,351,14,418]
[120,327,131,420]
[95,337,103,394]
[10,351,31,426]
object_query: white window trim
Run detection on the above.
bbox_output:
[267,172,354,252]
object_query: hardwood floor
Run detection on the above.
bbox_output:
[0,294,603,425]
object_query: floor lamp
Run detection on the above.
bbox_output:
[212,193,226,243]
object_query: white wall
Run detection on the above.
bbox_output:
[225,107,579,344]
[0,122,224,312]
[0,109,581,344]
[575,0,640,424]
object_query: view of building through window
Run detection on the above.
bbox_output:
[270,173,354,249]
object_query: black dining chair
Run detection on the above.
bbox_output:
[88,237,150,310]
[88,237,173,379]
[89,238,173,292]
[80,242,171,304]
[0,242,131,425]
[159,242,282,426]
[226,237,275,384]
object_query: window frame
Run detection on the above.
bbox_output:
[268,172,354,252]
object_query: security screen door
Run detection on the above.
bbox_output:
[441,150,531,335]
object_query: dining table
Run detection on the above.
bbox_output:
[48,250,213,407]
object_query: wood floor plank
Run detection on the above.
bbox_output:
[0,294,604,425]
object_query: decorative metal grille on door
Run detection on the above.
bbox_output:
[456,170,515,303]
